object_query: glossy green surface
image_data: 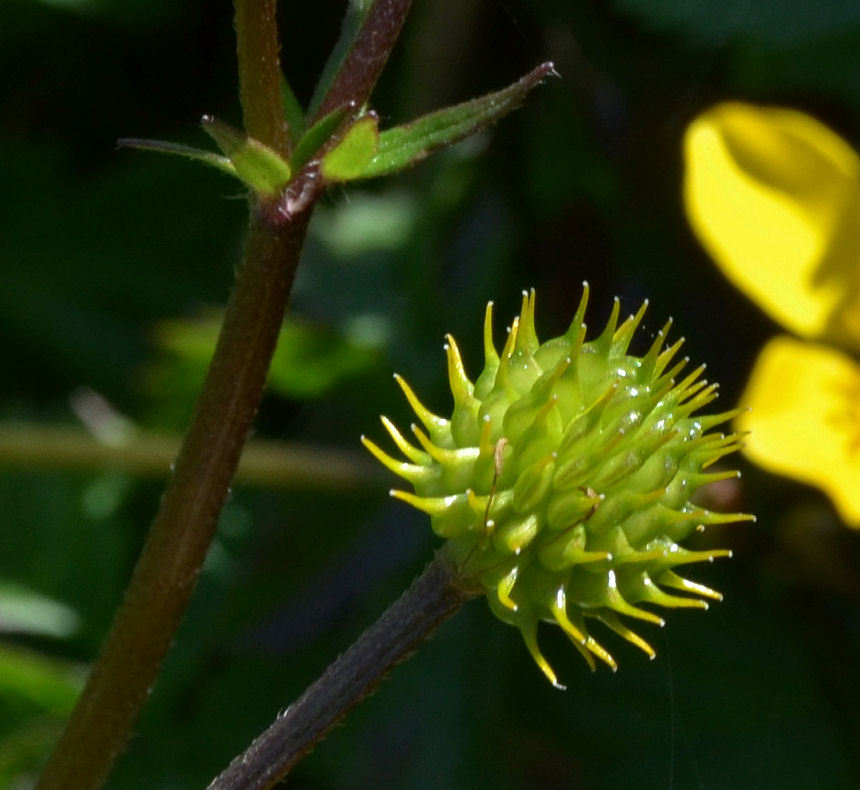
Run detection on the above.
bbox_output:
[365,289,751,684]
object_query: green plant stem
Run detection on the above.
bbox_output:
[0,424,378,490]
[235,0,289,155]
[207,553,480,790]
[35,215,311,790]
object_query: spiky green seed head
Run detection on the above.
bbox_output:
[363,287,752,687]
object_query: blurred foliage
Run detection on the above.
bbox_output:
[147,314,382,428]
[613,0,860,48]
[2,0,860,788]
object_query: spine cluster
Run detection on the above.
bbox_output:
[364,288,752,686]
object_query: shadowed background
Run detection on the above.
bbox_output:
[2,0,860,787]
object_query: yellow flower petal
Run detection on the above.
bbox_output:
[684,102,860,349]
[736,335,860,526]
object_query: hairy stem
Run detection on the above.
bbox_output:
[235,0,289,155]
[35,7,305,787]
[37,0,418,785]
[312,0,413,122]
[36,215,310,790]
[207,553,480,790]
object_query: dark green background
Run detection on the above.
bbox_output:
[2,0,860,787]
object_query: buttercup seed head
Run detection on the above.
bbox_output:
[363,287,752,687]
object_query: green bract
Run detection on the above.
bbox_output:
[363,288,752,687]
[119,64,555,203]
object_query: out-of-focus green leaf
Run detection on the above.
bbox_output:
[29,0,175,27]
[0,581,80,639]
[358,63,556,180]
[320,114,380,183]
[0,644,83,716]
[266,318,380,397]
[0,718,65,790]
[612,0,860,47]
[149,315,381,403]
[290,103,354,172]
[0,645,84,788]
[202,117,292,197]
[313,191,417,257]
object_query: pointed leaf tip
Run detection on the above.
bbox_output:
[290,102,356,172]
[117,137,238,178]
[357,62,557,180]
[201,116,292,197]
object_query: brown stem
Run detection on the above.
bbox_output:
[37,1,420,785]
[312,0,413,123]
[36,5,302,785]
[235,0,289,155]
[207,553,480,790]
[35,214,311,790]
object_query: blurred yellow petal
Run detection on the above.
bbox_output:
[684,102,860,349]
[736,335,860,526]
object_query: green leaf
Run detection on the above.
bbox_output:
[267,319,379,397]
[361,62,557,179]
[201,116,292,197]
[0,644,85,789]
[0,645,83,716]
[320,114,380,183]
[280,74,307,145]
[117,138,237,178]
[0,644,84,787]
[290,103,355,172]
